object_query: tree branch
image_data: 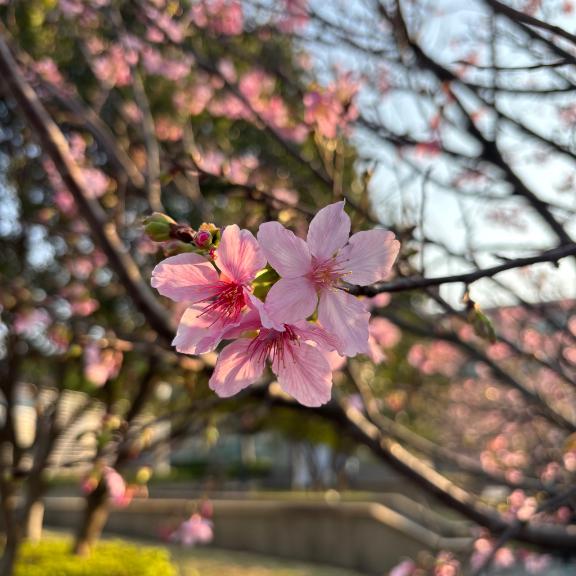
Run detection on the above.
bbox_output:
[350,242,576,296]
[0,34,174,342]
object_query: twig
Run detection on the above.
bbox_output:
[350,242,576,296]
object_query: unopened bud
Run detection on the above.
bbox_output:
[199,222,221,246]
[194,229,213,248]
[136,466,152,484]
[199,222,218,233]
[143,212,176,242]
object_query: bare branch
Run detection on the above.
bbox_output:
[351,242,576,296]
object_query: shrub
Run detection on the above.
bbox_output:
[15,538,177,576]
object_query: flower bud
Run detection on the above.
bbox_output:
[199,222,218,234]
[143,212,176,242]
[82,476,99,495]
[136,466,152,484]
[194,229,213,248]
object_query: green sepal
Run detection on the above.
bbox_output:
[469,308,497,344]
[252,266,280,300]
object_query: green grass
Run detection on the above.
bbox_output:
[14,533,364,576]
[170,546,364,576]
[15,538,177,576]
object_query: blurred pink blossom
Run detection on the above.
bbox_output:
[170,513,214,547]
[71,299,99,317]
[13,309,51,336]
[278,0,309,32]
[174,81,214,116]
[388,559,416,576]
[370,317,401,349]
[155,117,183,142]
[269,188,297,208]
[304,74,359,138]
[191,0,243,36]
[103,467,133,507]
[92,44,132,87]
[84,342,123,387]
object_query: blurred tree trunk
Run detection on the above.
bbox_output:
[24,501,44,542]
[0,479,22,576]
[73,483,109,556]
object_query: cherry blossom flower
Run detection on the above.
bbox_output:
[278,0,309,32]
[13,309,51,336]
[191,0,243,36]
[84,342,123,387]
[152,225,266,355]
[174,78,214,116]
[170,514,214,547]
[209,306,339,407]
[388,559,416,576]
[370,317,401,349]
[304,91,342,139]
[257,201,399,356]
[92,44,132,88]
[103,467,133,508]
[304,75,359,138]
[71,298,99,317]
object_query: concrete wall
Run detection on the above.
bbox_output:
[44,496,472,574]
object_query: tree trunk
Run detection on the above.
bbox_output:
[0,481,22,576]
[0,534,19,576]
[24,501,44,542]
[73,484,109,556]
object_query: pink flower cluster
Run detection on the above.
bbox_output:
[84,342,123,387]
[304,73,359,139]
[152,202,399,407]
[170,513,214,547]
[190,0,243,36]
[82,467,134,508]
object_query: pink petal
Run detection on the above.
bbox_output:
[172,305,230,355]
[370,317,401,349]
[246,292,284,331]
[326,350,347,372]
[367,293,391,310]
[367,334,386,365]
[222,302,263,337]
[209,339,265,397]
[318,289,370,356]
[306,201,350,261]
[338,229,400,286]
[216,224,266,284]
[257,222,311,278]
[151,253,219,303]
[265,276,318,325]
[273,342,332,407]
[293,321,339,351]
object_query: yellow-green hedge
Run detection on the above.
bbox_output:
[15,538,177,576]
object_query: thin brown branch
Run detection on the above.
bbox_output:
[345,365,544,492]
[258,386,576,552]
[487,0,576,48]
[350,242,576,296]
[385,312,576,432]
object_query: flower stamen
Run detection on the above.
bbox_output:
[248,325,299,368]
[198,282,245,324]
[308,257,350,291]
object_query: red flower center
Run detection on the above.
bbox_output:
[199,281,245,324]
[248,325,299,366]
